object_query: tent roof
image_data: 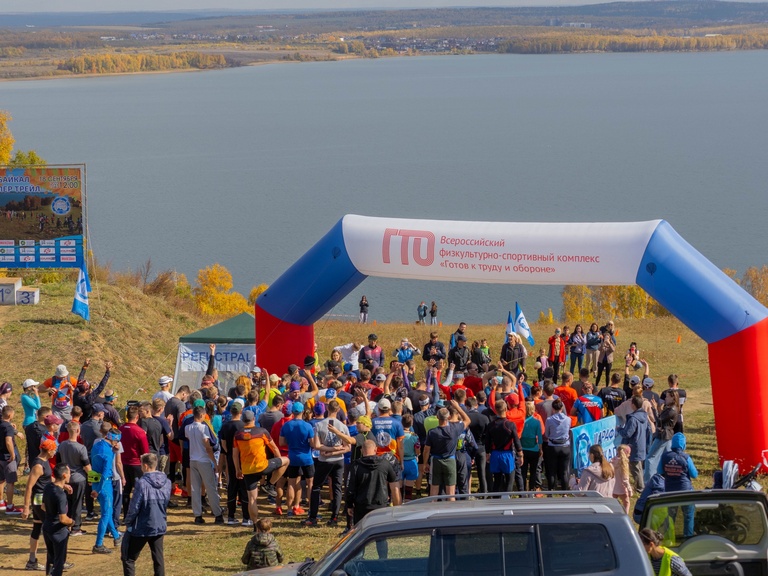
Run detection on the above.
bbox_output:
[179,312,255,344]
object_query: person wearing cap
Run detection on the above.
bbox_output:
[91,423,124,554]
[304,399,350,527]
[1,405,24,515]
[500,333,526,378]
[0,381,12,412]
[279,402,315,516]
[448,334,471,373]
[370,397,404,505]
[153,376,174,404]
[43,364,78,423]
[547,328,567,384]
[360,334,384,370]
[101,389,123,427]
[394,339,421,364]
[233,409,289,527]
[22,438,62,571]
[73,360,113,423]
[21,379,42,428]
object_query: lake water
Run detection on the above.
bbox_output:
[1,52,767,326]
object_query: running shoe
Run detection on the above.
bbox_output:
[241,519,253,527]
[262,483,277,498]
[194,516,205,524]
[24,559,45,571]
[292,506,306,515]
[273,506,284,516]
[85,512,98,521]
[63,562,74,571]
[5,505,22,515]
[0,500,6,512]
[114,533,123,547]
[214,515,224,525]
[302,518,318,527]
[327,516,339,527]
[70,529,85,537]
[226,517,239,525]
[92,546,112,555]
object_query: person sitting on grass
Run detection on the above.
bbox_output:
[241,518,284,570]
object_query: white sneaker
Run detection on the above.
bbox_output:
[0,500,6,512]
[241,519,253,527]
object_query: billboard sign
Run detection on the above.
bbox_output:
[0,165,85,268]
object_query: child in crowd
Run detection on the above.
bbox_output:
[241,518,284,570]
[536,348,549,381]
[612,444,633,514]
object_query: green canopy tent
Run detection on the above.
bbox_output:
[172,312,255,392]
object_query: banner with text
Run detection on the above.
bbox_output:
[0,165,85,269]
[571,416,619,474]
[173,343,254,392]
[342,216,660,286]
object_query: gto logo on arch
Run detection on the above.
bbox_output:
[382,228,435,266]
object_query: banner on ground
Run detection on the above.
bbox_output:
[173,343,254,392]
[571,416,619,474]
[0,165,86,268]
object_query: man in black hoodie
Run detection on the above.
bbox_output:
[345,440,396,526]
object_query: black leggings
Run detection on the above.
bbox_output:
[595,361,612,389]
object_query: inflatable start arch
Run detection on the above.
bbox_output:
[256,215,768,469]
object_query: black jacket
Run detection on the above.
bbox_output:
[346,455,396,510]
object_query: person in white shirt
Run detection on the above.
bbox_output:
[334,343,361,371]
[185,406,222,524]
[152,377,174,403]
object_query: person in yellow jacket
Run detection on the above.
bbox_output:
[639,528,692,576]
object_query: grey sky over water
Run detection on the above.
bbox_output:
[1,0,609,13]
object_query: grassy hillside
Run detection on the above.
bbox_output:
[0,278,722,575]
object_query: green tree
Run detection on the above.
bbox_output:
[9,149,46,166]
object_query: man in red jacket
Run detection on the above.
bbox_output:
[120,405,149,520]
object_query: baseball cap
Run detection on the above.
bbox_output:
[457,334,467,342]
[642,377,655,389]
[193,399,206,408]
[325,388,337,400]
[55,365,69,378]
[269,374,280,383]
[44,414,64,426]
[304,356,315,368]
[289,381,301,392]
[251,366,262,374]
[287,364,299,374]
[241,410,255,423]
[331,365,343,376]
[506,394,520,407]
[378,398,391,411]
[368,333,378,340]
[313,402,326,416]
[92,403,106,414]
[23,379,39,389]
[629,375,641,385]
[232,398,245,409]
[40,439,58,452]
[454,372,465,380]
[158,376,173,386]
[375,374,387,382]
[357,415,372,428]
[291,402,304,414]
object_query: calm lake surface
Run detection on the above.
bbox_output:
[1,52,767,325]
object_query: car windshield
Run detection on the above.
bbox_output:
[643,499,767,547]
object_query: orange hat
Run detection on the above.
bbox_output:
[505,394,520,408]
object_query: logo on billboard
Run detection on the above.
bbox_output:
[382,228,435,267]
[51,197,71,216]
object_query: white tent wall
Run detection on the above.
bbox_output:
[172,343,254,393]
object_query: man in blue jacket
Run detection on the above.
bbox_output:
[121,452,171,576]
[617,396,649,492]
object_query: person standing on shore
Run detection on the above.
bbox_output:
[417,302,428,324]
[358,296,369,324]
[429,301,438,325]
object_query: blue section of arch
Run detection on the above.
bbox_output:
[256,217,367,326]
[636,220,768,344]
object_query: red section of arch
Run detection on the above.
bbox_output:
[255,304,314,376]
[709,316,768,470]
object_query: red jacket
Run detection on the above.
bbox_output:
[119,422,149,467]
[548,335,567,363]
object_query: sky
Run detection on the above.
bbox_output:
[1,0,581,13]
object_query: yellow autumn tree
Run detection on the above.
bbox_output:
[247,283,269,307]
[742,266,768,306]
[0,110,14,165]
[562,285,594,322]
[193,263,250,316]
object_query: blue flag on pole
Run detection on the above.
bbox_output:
[71,264,91,321]
[514,302,535,347]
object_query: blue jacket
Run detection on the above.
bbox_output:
[633,473,666,523]
[617,408,649,461]
[658,432,698,492]
[124,471,171,537]
[90,439,115,493]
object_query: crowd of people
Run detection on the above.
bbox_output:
[0,319,697,576]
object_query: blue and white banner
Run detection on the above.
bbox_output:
[514,302,535,346]
[71,264,91,321]
[173,343,255,392]
[571,416,619,473]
